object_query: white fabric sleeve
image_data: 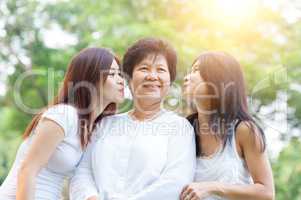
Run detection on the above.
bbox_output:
[69,139,102,200]
[127,119,196,200]
[41,104,78,137]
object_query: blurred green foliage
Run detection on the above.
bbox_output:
[0,0,300,199]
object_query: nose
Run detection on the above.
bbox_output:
[145,70,158,80]
[184,74,189,82]
[117,74,124,86]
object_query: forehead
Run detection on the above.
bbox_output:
[139,53,168,66]
[110,59,120,70]
[192,59,200,68]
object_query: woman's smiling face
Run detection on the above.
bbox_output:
[130,53,171,104]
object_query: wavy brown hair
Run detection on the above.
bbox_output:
[23,47,119,148]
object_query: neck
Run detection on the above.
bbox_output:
[197,113,210,124]
[91,100,110,124]
[196,101,212,134]
[132,99,162,120]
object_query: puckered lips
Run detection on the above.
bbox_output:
[183,80,190,90]
[118,86,124,96]
[182,81,192,95]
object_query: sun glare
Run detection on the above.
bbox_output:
[215,0,257,22]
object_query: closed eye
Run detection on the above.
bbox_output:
[192,67,199,73]
[139,66,148,71]
[158,68,167,72]
[118,72,124,77]
[108,70,123,77]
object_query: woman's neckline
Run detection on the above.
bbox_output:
[127,109,166,123]
[197,143,223,160]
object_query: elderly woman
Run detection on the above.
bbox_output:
[69,38,196,200]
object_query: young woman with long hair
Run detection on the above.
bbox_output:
[0,47,124,200]
[181,51,274,200]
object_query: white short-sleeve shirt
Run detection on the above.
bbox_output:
[0,104,82,200]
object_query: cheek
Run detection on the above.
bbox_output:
[193,82,208,96]
[189,76,206,95]
[162,84,171,95]
[160,73,171,86]
[131,72,145,88]
[103,78,115,93]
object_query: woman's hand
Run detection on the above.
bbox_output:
[87,196,99,200]
[180,182,219,200]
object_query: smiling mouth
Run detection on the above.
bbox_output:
[143,84,161,89]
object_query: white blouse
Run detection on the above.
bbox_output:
[0,104,82,200]
[70,110,196,200]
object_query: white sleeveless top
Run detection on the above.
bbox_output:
[194,123,253,200]
[0,104,82,200]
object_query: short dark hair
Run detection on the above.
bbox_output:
[122,38,177,82]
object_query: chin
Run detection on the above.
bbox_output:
[182,91,190,99]
[140,95,162,103]
[146,93,162,100]
[138,91,159,97]
[115,97,124,104]
[183,94,194,103]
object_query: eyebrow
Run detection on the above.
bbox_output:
[138,61,151,66]
[156,63,168,67]
[109,68,121,73]
[110,66,120,70]
[192,63,199,68]
[138,62,167,67]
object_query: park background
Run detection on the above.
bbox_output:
[0,0,300,199]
